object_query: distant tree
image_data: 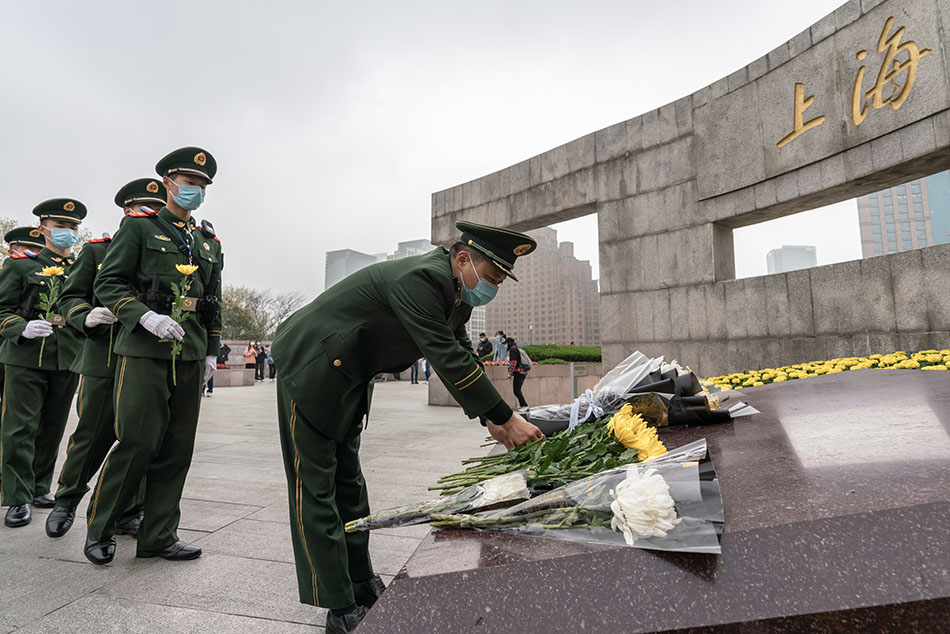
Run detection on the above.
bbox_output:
[221,285,305,340]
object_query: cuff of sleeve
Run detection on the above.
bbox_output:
[483,399,513,426]
[114,299,149,332]
[0,316,26,341]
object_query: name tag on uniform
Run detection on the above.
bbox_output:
[182,297,199,312]
[49,314,65,327]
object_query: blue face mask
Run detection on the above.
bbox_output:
[172,182,205,211]
[49,227,79,249]
[460,259,498,307]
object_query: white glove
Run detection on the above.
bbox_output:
[205,356,217,382]
[84,307,118,328]
[139,310,184,341]
[22,320,53,339]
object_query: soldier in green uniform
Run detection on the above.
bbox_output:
[4,227,47,257]
[46,178,169,540]
[0,227,48,447]
[0,200,84,528]
[271,221,544,633]
[83,147,222,565]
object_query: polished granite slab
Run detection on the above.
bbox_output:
[360,369,950,632]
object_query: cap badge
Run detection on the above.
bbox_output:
[513,244,533,256]
[146,181,160,193]
[29,229,41,238]
[64,201,76,212]
[194,152,207,166]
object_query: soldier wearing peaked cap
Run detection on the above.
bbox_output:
[0,199,85,528]
[84,148,223,566]
[4,227,47,257]
[270,220,542,633]
[46,178,168,540]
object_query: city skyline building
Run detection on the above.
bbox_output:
[485,227,600,346]
[766,245,818,274]
[324,248,379,289]
[856,170,950,257]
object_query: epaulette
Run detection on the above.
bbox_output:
[89,237,112,244]
[128,209,157,218]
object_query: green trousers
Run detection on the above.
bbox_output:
[55,374,144,522]
[1,365,79,506]
[276,380,373,609]
[86,356,201,551]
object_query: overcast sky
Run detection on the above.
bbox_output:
[0,0,861,296]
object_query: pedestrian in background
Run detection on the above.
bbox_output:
[476,333,493,359]
[244,342,256,371]
[493,330,507,362]
[507,337,529,410]
[424,358,430,383]
[409,359,419,384]
[255,341,266,381]
[268,348,276,380]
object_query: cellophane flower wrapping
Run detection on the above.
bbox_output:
[432,439,723,554]
[345,471,530,533]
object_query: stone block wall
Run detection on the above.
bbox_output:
[431,0,950,376]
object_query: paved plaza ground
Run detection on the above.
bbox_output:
[0,379,484,633]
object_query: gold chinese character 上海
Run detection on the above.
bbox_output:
[777,82,826,148]
[852,16,932,126]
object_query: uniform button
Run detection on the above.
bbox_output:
[161,247,166,252]
[333,359,342,367]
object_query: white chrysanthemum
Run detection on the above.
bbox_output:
[609,466,680,545]
[660,360,690,376]
[473,472,529,507]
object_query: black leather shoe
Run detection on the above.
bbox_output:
[116,516,142,538]
[326,606,367,634]
[4,504,32,527]
[136,541,202,560]
[45,506,76,537]
[84,532,116,565]
[32,493,55,508]
[353,574,387,609]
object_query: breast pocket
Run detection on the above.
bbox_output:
[143,236,182,276]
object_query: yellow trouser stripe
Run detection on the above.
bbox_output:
[290,400,319,605]
[89,356,126,528]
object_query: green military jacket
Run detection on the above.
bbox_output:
[94,207,223,362]
[0,247,82,371]
[272,247,512,442]
[59,238,118,377]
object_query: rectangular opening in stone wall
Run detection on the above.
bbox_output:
[484,215,601,346]
[733,169,950,278]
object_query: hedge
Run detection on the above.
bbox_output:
[522,345,601,363]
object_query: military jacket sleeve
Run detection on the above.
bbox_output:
[61,242,104,337]
[0,259,29,341]
[387,269,512,424]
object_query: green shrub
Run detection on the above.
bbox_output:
[522,345,601,363]
[538,358,568,365]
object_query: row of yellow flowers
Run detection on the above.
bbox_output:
[705,349,950,390]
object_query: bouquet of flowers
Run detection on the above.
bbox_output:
[431,439,723,554]
[432,405,667,496]
[527,350,757,435]
[345,471,530,533]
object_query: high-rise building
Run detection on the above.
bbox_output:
[324,249,379,289]
[388,239,434,260]
[485,227,600,345]
[856,170,950,257]
[766,245,817,274]
[925,170,950,246]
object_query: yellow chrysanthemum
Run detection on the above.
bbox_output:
[40,266,65,276]
[606,405,667,461]
[176,264,199,275]
[921,365,948,371]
